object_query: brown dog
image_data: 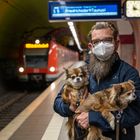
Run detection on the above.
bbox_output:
[75,80,136,140]
[61,66,89,139]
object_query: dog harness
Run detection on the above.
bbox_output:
[76,87,88,107]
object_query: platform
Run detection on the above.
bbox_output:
[0,61,140,140]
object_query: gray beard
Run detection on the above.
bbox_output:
[89,52,118,83]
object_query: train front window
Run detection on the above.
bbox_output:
[24,48,49,68]
[25,55,47,68]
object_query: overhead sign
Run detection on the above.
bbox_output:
[48,1,121,21]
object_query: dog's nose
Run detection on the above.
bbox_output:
[133,94,137,99]
[76,77,81,82]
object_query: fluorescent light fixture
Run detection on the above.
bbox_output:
[67,22,83,52]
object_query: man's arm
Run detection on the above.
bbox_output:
[120,69,140,128]
[76,111,112,131]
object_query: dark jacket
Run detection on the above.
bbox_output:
[53,57,140,140]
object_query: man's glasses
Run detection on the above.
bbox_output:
[91,37,114,46]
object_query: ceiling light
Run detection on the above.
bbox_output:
[67,22,83,52]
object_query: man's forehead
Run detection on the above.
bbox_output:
[91,28,113,39]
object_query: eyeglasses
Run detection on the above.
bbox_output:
[91,37,114,46]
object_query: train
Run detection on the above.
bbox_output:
[17,39,79,84]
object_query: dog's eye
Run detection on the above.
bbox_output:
[71,75,76,79]
[120,87,124,93]
[79,74,83,77]
[127,92,131,96]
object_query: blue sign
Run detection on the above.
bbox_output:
[48,1,121,21]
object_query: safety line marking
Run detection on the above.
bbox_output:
[41,113,64,140]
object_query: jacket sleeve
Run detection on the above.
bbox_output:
[89,110,112,131]
[120,68,140,128]
[53,86,74,117]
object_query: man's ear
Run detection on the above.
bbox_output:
[114,39,120,51]
[88,43,93,49]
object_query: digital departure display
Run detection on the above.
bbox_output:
[48,1,121,21]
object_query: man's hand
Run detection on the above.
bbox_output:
[69,104,77,112]
[76,112,89,129]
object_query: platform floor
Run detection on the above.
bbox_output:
[0,61,140,140]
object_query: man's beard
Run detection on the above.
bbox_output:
[89,52,118,83]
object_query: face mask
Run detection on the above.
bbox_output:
[92,42,115,61]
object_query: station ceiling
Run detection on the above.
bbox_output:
[0,0,125,58]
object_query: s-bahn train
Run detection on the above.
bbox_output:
[17,39,79,83]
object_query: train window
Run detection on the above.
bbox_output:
[25,48,48,55]
[25,55,47,68]
[24,48,49,68]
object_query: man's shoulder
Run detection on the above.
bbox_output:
[120,59,136,70]
[119,59,139,75]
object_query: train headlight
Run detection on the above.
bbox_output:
[19,67,24,73]
[49,66,55,72]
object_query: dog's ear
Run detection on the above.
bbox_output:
[109,84,122,104]
[128,80,134,85]
[113,84,123,94]
[127,80,135,92]
[63,67,69,78]
[128,80,134,83]
[80,65,89,76]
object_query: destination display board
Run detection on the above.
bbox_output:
[48,1,121,21]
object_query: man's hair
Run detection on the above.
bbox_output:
[87,22,119,41]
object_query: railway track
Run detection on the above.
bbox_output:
[0,90,43,131]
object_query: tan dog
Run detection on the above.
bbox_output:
[61,66,89,140]
[76,80,136,140]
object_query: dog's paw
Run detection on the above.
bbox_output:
[110,122,115,130]
[100,136,112,140]
[101,138,112,140]
[110,117,115,130]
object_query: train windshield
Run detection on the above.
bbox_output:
[24,48,49,68]
[26,55,47,68]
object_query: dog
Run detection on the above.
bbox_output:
[75,80,136,140]
[61,66,89,140]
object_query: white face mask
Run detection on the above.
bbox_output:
[92,42,115,61]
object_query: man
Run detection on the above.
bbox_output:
[53,21,140,140]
